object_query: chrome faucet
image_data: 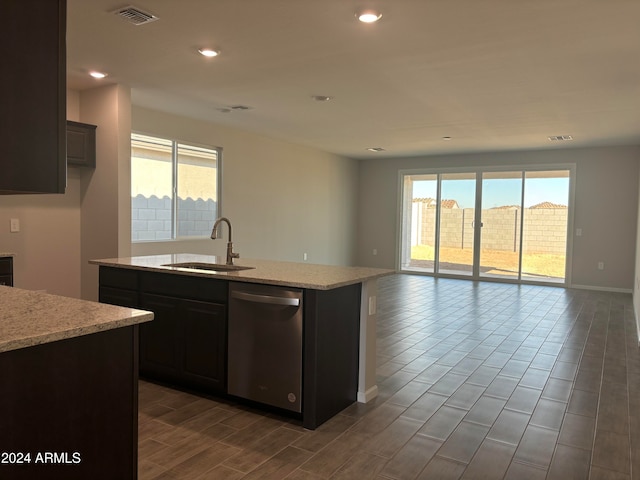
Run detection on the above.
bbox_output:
[211,217,240,265]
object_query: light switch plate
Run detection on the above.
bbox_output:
[10,218,20,233]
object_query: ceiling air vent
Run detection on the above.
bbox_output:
[548,135,573,141]
[112,6,158,25]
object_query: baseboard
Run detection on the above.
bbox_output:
[570,284,632,294]
[357,385,378,404]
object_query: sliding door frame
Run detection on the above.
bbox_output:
[397,163,576,287]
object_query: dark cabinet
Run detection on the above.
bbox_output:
[0,326,139,480]
[139,293,181,382]
[98,267,227,394]
[0,0,66,194]
[181,300,226,391]
[0,257,13,287]
[67,121,97,167]
[140,294,226,392]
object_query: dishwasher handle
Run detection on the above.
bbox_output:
[231,290,300,307]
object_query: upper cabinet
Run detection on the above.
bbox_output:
[0,0,66,194]
[67,121,97,168]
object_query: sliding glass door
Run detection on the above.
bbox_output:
[400,167,572,285]
[438,173,476,276]
[521,171,570,283]
[479,171,523,280]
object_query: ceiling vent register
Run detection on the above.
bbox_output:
[112,6,158,25]
[548,135,573,141]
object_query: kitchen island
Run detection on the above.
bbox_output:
[91,254,394,429]
[0,286,153,480]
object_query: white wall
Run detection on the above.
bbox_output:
[79,84,132,301]
[131,106,359,266]
[357,146,640,291]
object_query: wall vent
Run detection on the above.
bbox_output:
[548,135,573,141]
[112,6,158,25]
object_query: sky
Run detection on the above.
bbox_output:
[412,177,570,209]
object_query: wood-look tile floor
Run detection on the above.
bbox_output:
[138,274,640,479]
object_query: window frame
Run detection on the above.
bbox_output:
[131,131,222,243]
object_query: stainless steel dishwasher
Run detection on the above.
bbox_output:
[228,282,303,413]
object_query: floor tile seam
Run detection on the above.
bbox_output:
[217,424,301,452]
[483,392,515,401]
[556,436,596,453]
[508,458,550,474]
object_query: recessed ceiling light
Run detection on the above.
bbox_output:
[356,10,382,23]
[366,147,386,152]
[442,136,452,141]
[89,71,107,79]
[311,95,333,102]
[198,48,220,57]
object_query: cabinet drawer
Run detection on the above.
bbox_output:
[100,286,138,308]
[140,272,227,303]
[100,267,139,290]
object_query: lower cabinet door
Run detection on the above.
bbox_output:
[139,294,226,392]
[181,300,226,392]
[139,293,181,382]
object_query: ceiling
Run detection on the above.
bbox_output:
[67,0,640,159]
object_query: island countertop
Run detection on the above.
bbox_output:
[0,286,153,353]
[90,254,395,290]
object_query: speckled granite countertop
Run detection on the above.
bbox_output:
[0,286,153,353]
[91,254,395,290]
[0,252,15,257]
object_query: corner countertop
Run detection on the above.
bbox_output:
[90,254,395,290]
[0,252,15,258]
[0,286,153,353]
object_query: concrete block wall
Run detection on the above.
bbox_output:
[412,201,567,254]
[132,194,217,241]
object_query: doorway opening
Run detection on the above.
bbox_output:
[399,167,573,285]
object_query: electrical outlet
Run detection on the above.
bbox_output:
[303,252,308,261]
[368,296,377,315]
[10,218,20,233]
[372,249,377,256]
[598,261,604,270]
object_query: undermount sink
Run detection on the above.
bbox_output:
[163,262,255,272]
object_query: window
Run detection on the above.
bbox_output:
[131,133,220,242]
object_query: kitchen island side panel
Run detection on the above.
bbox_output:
[303,283,361,429]
[0,326,139,480]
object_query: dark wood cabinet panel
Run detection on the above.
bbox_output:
[0,0,66,194]
[97,268,228,394]
[67,120,97,167]
[0,326,139,480]
[182,300,226,392]
[303,284,361,429]
[139,293,182,382]
[100,286,138,308]
[0,257,13,287]
[139,294,226,393]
